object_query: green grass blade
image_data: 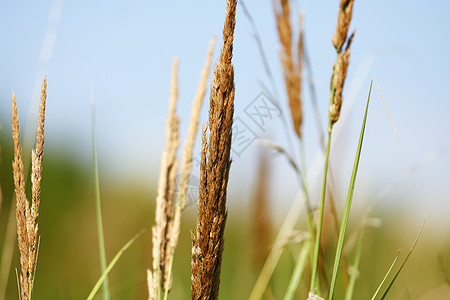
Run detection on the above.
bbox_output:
[87,230,145,300]
[379,219,425,300]
[329,80,373,300]
[91,89,110,300]
[370,250,400,300]
[310,126,332,294]
[344,228,365,300]
[249,196,305,300]
[284,240,311,300]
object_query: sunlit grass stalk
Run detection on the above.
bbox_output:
[370,250,400,300]
[310,121,333,294]
[249,193,305,300]
[310,1,354,295]
[328,80,372,299]
[378,220,425,300]
[149,57,180,300]
[162,37,216,300]
[11,77,47,300]
[87,230,145,300]
[191,1,237,298]
[91,97,110,300]
[344,226,365,300]
[283,239,311,300]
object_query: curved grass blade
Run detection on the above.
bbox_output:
[379,219,425,300]
[249,196,305,300]
[91,82,110,300]
[344,228,365,300]
[370,250,400,300]
[329,80,373,300]
[87,230,145,300]
[284,240,311,300]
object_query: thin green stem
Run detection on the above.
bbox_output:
[344,228,365,300]
[329,80,373,300]
[298,138,314,249]
[379,219,425,300]
[91,98,110,300]
[370,250,400,300]
[87,230,144,300]
[309,52,340,295]
[284,240,311,300]
[310,125,332,294]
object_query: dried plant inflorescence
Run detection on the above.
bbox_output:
[330,32,354,124]
[331,0,354,51]
[191,0,237,299]
[170,37,216,256]
[329,0,355,125]
[148,37,216,299]
[148,58,180,299]
[12,76,47,300]
[273,0,303,136]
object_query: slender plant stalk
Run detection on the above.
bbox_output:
[249,194,305,300]
[284,239,311,300]
[240,0,297,156]
[191,2,237,298]
[161,37,216,300]
[379,219,425,300]
[328,80,372,299]
[149,57,180,300]
[345,232,364,300]
[87,230,145,300]
[91,91,110,300]
[310,1,355,295]
[11,77,47,300]
[370,251,400,300]
[344,226,365,300]
[310,123,332,294]
[273,0,303,137]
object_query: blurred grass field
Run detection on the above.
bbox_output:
[0,130,449,299]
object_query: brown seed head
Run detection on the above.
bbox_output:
[191,0,236,299]
[332,0,354,51]
[273,0,303,136]
[330,32,354,124]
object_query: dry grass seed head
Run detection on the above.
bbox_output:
[330,32,354,124]
[11,76,47,300]
[169,38,216,273]
[273,0,303,136]
[150,58,180,298]
[332,0,354,51]
[191,0,236,299]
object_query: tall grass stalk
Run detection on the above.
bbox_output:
[91,89,110,300]
[87,230,144,300]
[344,227,365,300]
[370,250,400,300]
[249,194,305,300]
[11,77,47,300]
[378,219,425,300]
[329,80,373,299]
[284,239,311,300]
[191,1,237,298]
[310,122,332,294]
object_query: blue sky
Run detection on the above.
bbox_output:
[1,0,449,222]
